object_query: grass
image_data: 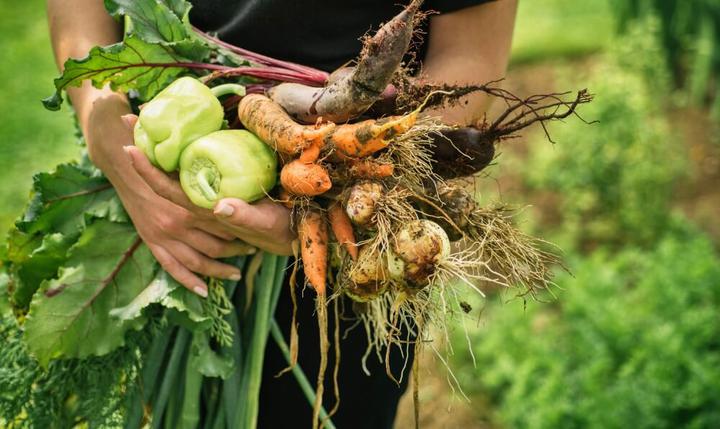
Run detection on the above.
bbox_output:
[511,0,615,65]
[0,1,79,237]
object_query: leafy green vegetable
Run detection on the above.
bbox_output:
[110,268,211,330]
[7,231,70,309]
[43,35,196,111]
[18,162,122,235]
[105,0,193,44]
[6,162,123,310]
[24,220,155,365]
[0,312,157,428]
[190,330,235,379]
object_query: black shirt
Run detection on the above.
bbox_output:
[190,0,493,71]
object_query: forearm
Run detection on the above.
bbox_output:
[421,1,517,125]
[47,0,139,190]
[48,0,126,131]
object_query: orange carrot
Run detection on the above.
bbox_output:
[238,94,335,155]
[298,209,328,295]
[239,94,420,159]
[328,202,359,260]
[324,109,420,158]
[277,188,295,209]
[348,158,395,179]
[298,140,322,163]
[280,160,332,196]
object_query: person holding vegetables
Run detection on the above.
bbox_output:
[47,0,516,427]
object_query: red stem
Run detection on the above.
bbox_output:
[192,26,328,85]
[202,66,324,86]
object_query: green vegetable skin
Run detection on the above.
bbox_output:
[180,130,278,208]
[134,77,244,172]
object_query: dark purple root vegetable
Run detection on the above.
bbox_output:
[430,127,496,179]
[268,0,422,124]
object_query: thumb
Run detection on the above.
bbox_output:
[121,113,138,130]
[213,198,256,227]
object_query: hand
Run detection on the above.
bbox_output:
[213,198,295,256]
[84,98,253,297]
[123,125,296,256]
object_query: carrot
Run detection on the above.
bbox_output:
[328,202,359,261]
[268,0,423,123]
[298,209,328,295]
[277,188,295,209]
[240,92,421,159]
[348,158,394,179]
[238,93,335,155]
[280,159,332,196]
[325,109,420,158]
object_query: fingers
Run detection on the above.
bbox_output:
[152,244,208,297]
[120,113,138,129]
[181,228,257,258]
[169,240,243,281]
[194,220,237,241]
[213,198,290,235]
[213,198,295,255]
[124,146,198,208]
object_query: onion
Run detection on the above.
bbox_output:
[345,245,389,302]
[345,181,384,227]
[390,219,451,288]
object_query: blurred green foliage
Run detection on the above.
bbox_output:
[456,228,720,429]
[511,0,614,64]
[452,6,720,429]
[0,1,79,237]
[525,24,684,250]
[612,0,720,115]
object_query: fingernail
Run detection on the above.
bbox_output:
[215,201,234,217]
[247,247,257,254]
[193,285,208,298]
[230,272,242,281]
[122,145,134,161]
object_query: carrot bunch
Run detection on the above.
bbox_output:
[218,0,581,426]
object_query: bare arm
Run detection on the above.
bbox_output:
[422,0,517,125]
[46,0,269,296]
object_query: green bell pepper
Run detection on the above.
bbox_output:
[179,130,278,209]
[134,77,245,172]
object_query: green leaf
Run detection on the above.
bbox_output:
[190,330,235,379]
[110,269,210,330]
[3,164,125,310]
[43,36,195,110]
[104,0,208,62]
[24,220,156,366]
[105,0,191,44]
[17,163,123,236]
[9,232,73,310]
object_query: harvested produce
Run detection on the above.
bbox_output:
[345,181,384,227]
[279,159,332,197]
[297,208,329,296]
[179,130,278,208]
[134,77,245,171]
[238,93,335,155]
[267,0,422,123]
[389,219,451,288]
[346,245,390,302]
[328,201,359,260]
[1,0,594,428]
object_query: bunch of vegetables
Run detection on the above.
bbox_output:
[0,0,592,428]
